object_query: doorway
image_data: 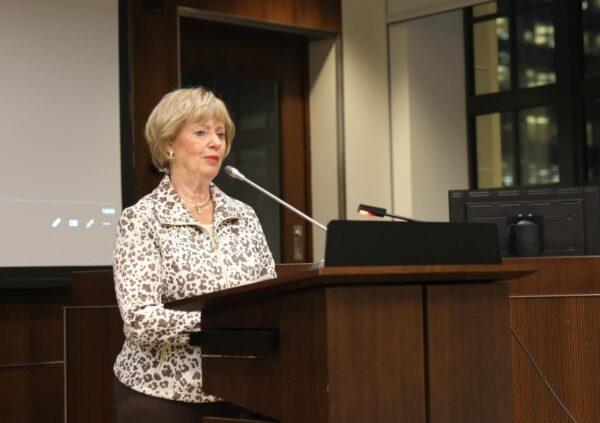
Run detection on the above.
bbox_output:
[179,17,312,263]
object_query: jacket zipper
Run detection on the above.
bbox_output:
[163,217,239,288]
[157,343,168,372]
[209,217,237,288]
[157,215,237,368]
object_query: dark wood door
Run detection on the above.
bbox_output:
[180,19,311,263]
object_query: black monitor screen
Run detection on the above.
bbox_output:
[449,186,600,257]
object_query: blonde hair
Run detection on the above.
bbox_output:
[145,87,235,171]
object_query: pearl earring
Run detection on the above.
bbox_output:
[168,150,174,160]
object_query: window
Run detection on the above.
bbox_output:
[518,106,558,185]
[465,0,591,188]
[583,0,600,77]
[475,112,513,187]
[473,17,511,95]
[516,5,555,88]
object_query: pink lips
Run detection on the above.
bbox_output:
[205,155,220,163]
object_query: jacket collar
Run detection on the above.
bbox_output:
[154,174,240,227]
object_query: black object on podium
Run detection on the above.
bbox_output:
[324,220,501,267]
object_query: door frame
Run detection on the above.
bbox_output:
[177,7,346,261]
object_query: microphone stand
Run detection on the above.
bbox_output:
[225,166,328,232]
[357,204,420,223]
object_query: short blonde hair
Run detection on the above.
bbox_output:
[145,87,235,171]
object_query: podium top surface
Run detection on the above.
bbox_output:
[167,262,536,311]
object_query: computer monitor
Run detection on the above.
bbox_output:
[449,186,600,257]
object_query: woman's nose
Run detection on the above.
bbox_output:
[207,132,222,148]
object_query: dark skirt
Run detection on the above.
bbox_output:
[113,376,264,422]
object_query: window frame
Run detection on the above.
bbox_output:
[464,0,585,188]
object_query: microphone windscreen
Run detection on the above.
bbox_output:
[224,165,244,180]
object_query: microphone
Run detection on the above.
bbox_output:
[357,203,420,223]
[224,165,246,181]
[224,165,328,232]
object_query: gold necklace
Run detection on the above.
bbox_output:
[178,194,212,214]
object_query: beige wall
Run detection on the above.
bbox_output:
[389,10,469,221]
[308,1,471,257]
[341,0,392,218]
[476,113,503,188]
[309,38,340,260]
[310,0,394,259]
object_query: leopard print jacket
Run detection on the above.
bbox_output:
[113,174,276,403]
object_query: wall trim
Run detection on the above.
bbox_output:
[178,7,337,40]
[0,361,64,370]
[387,0,485,24]
[334,36,347,219]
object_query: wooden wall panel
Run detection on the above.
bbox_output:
[131,0,340,199]
[278,288,328,423]
[507,256,600,296]
[65,306,124,423]
[0,288,69,422]
[0,365,64,423]
[511,296,600,423]
[0,288,69,365]
[71,270,117,306]
[427,283,514,423]
[131,0,179,197]
[325,285,426,423]
[178,0,341,33]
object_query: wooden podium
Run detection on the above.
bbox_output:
[168,263,535,423]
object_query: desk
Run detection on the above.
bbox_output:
[169,263,534,423]
[65,258,599,422]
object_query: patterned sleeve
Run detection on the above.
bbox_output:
[113,206,202,346]
[248,208,277,280]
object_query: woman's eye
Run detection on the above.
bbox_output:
[195,130,206,136]
[217,133,226,139]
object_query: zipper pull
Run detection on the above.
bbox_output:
[157,343,168,372]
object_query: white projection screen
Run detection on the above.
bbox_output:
[0,0,121,267]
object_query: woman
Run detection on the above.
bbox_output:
[112,87,276,421]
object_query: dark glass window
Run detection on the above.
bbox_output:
[583,1,600,180]
[517,0,553,9]
[516,7,556,88]
[583,0,600,77]
[586,99,600,180]
[465,0,591,188]
[518,106,559,184]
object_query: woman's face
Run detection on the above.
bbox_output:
[169,117,227,182]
